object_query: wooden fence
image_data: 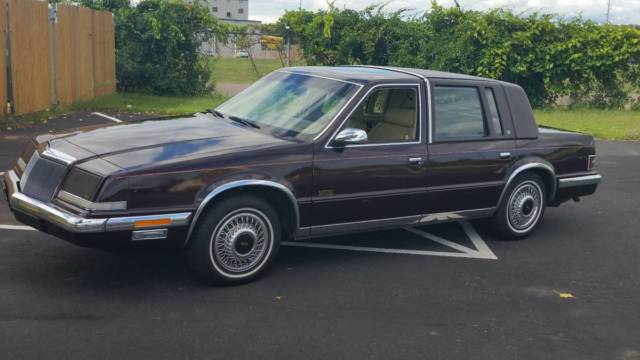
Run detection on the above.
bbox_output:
[0,0,115,116]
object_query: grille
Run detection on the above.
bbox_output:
[20,152,68,202]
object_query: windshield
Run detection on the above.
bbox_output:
[216,71,359,141]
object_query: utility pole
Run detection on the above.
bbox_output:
[299,0,302,11]
[606,0,611,23]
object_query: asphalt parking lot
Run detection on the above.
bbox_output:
[1,114,639,360]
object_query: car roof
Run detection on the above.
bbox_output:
[281,65,498,85]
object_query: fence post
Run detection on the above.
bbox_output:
[5,0,13,116]
[48,3,57,111]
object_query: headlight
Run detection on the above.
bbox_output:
[61,168,103,200]
[57,168,127,211]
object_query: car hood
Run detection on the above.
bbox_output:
[47,113,290,170]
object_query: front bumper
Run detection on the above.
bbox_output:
[2,170,192,246]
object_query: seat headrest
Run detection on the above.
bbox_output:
[385,90,416,127]
[385,108,416,127]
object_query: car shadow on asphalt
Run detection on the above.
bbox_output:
[5,222,501,292]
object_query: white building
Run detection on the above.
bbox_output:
[202,0,267,58]
[208,0,250,21]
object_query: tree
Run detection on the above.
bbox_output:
[115,0,227,95]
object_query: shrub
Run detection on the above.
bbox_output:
[278,5,640,108]
[114,0,226,95]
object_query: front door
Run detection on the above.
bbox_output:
[311,83,429,233]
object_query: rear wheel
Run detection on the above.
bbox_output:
[186,195,281,285]
[491,173,546,240]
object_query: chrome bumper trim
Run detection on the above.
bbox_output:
[10,192,107,232]
[4,170,191,234]
[57,190,127,211]
[557,174,602,189]
[106,212,191,231]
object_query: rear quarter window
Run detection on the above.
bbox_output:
[484,88,503,136]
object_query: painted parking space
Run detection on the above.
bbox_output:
[283,221,497,260]
[0,220,496,260]
[1,116,638,359]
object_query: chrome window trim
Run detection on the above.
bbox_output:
[311,82,365,141]
[42,147,76,165]
[183,179,300,246]
[57,190,127,211]
[324,83,423,149]
[346,66,433,143]
[496,162,556,207]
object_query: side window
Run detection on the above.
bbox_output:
[484,88,503,135]
[344,87,419,144]
[433,86,486,140]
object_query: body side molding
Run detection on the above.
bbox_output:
[184,180,300,246]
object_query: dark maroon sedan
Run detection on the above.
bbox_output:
[2,66,601,284]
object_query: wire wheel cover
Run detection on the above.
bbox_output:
[212,210,271,273]
[507,181,542,231]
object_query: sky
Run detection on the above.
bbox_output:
[249,0,640,25]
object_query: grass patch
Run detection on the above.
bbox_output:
[210,57,303,84]
[69,92,228,115]
[0,92,229,131]
[534,109,640,140]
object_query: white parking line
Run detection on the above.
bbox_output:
[0,220,497,260]
[0,224,36,231]
[92,112,123,123]
[282,241,493,259]
[283,221,497,260]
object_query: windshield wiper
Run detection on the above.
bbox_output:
[205,108,225,118]
[229,115,261,129]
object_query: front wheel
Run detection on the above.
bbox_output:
[490,173,546,240]
[186,195,281,285]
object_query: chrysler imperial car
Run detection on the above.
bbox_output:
[2,66,602,284]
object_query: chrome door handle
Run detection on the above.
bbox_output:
[408,157,424,166]
[499,152,512,160]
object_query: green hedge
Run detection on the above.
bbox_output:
[80,0,226,96]
[276,5,640,108]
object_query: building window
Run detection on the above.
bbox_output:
[238,8,244,14]
[212,6,217,12]
[226,11,231,17]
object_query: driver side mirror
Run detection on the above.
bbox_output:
[333,128,368,145]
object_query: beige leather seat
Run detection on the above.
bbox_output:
[368,90,417,142]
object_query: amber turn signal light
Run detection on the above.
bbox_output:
[134,218,172,229]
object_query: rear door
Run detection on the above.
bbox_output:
[425,79,516,213]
